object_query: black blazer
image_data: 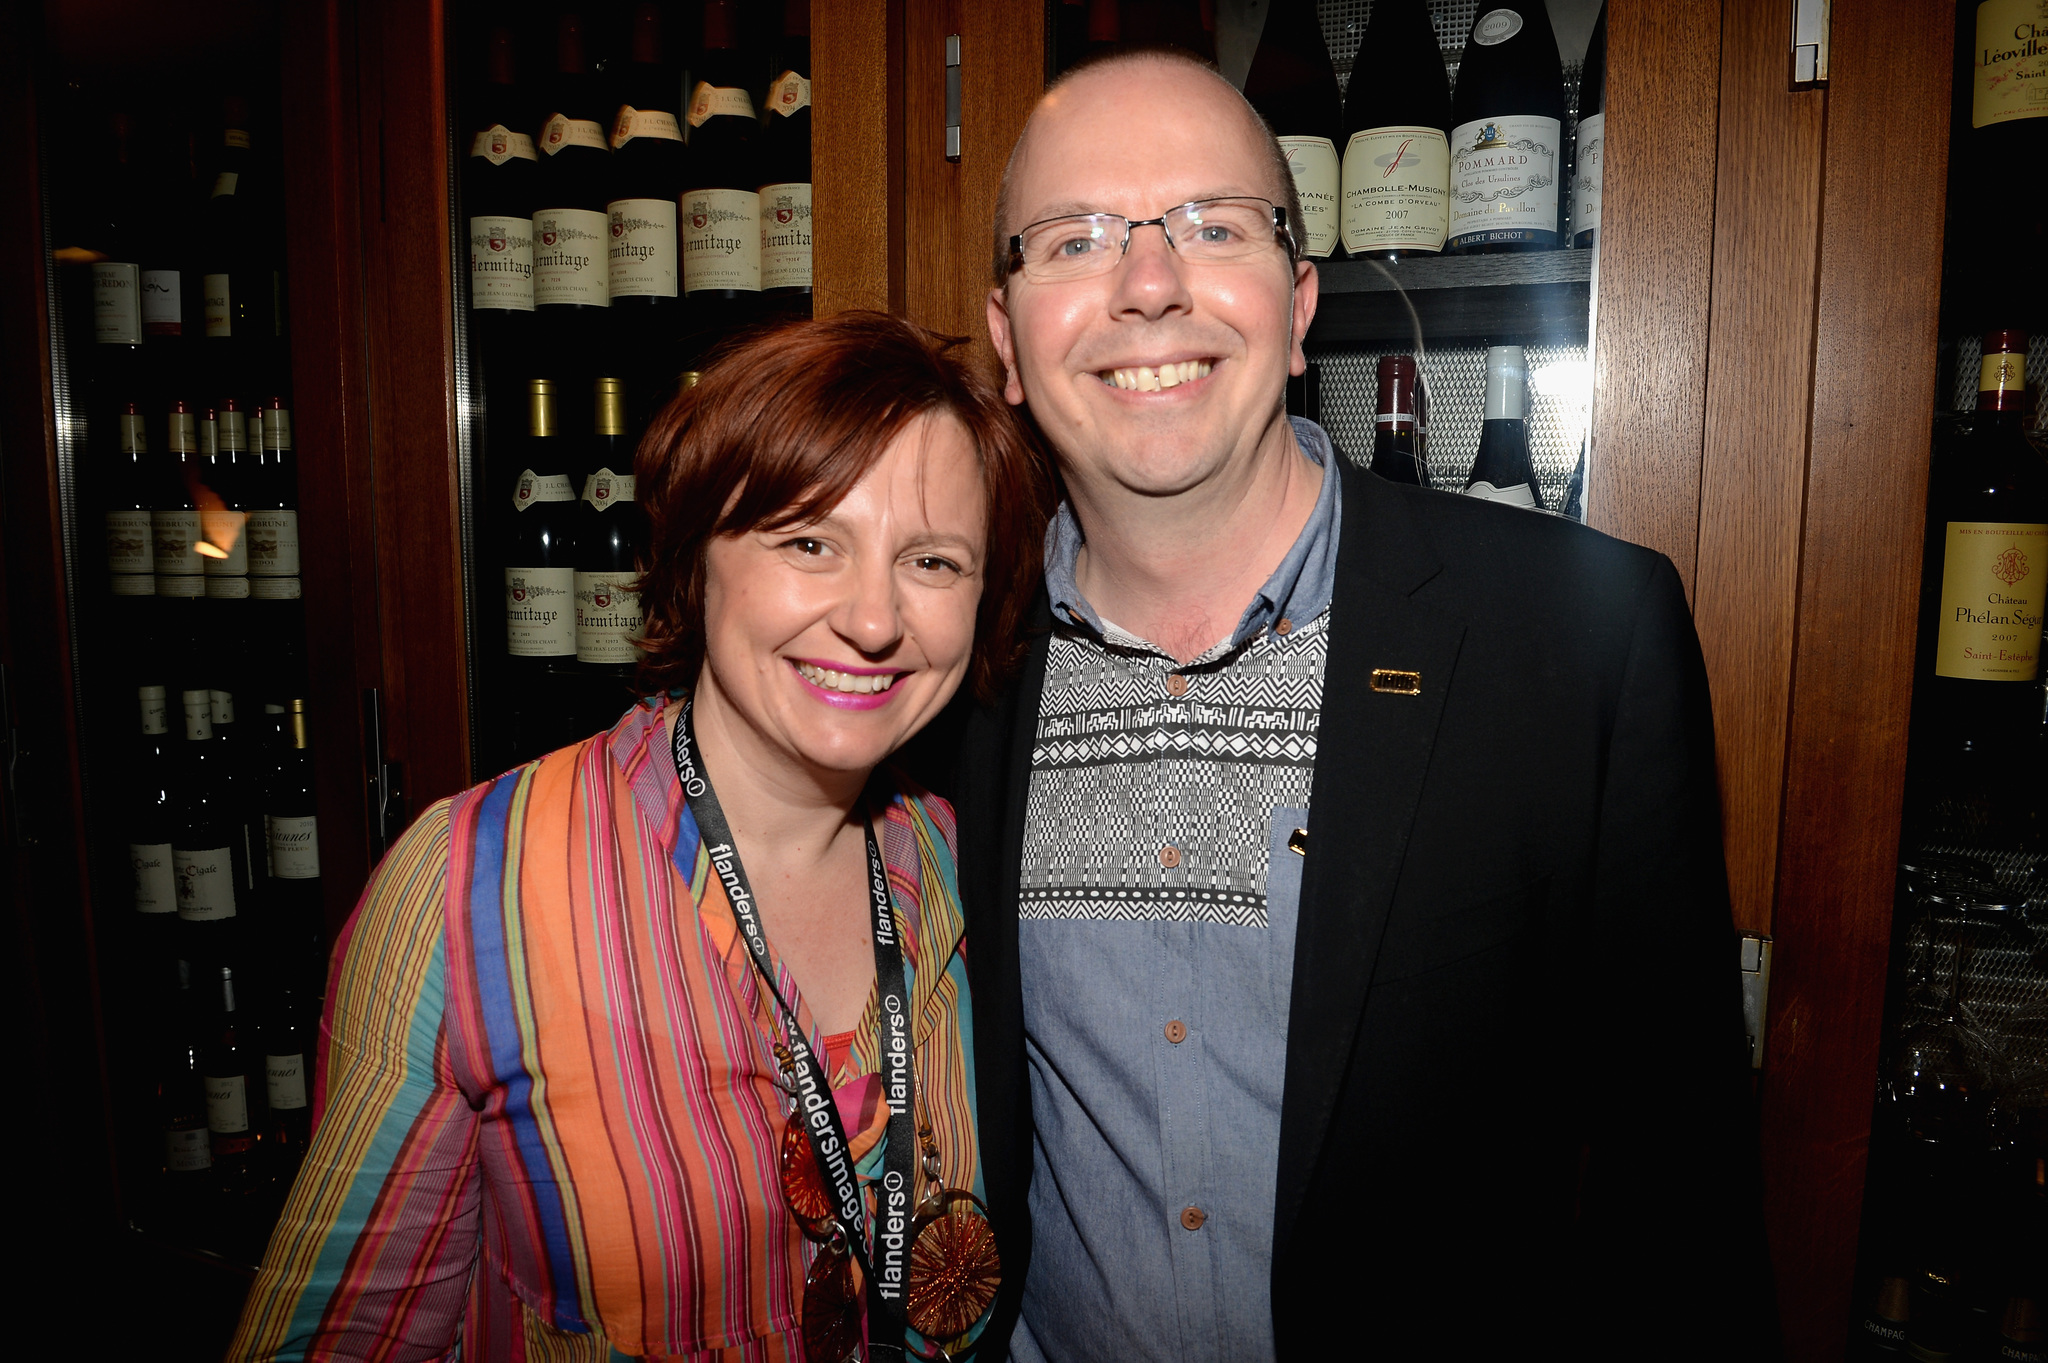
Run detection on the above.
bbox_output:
[945,460,1778,1360]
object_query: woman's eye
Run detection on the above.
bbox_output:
[909,555,961,575]
[786,538,826,555]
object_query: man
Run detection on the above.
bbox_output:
[950,49,1776,1362]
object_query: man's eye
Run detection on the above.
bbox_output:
[1193,224,1235,244]
[1056,236,1099,258]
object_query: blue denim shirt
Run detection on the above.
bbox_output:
[1010,420,1343,1363]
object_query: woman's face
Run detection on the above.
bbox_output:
[697,414,988,783]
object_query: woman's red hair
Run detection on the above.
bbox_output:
[635,311,1053,704]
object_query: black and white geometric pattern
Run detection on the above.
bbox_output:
[1019,610,1328,927]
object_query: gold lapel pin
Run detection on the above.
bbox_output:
[1287,828,1309,856]
[1370,669,1422,695]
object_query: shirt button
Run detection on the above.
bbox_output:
[1164,1019,1187,1044]
[1181,1205,1207,1231]
[1275,617,1293,636]
[1164,673,1189,697]
[1159,845,1182,869]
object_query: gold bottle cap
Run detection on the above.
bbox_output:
[595,377,627,435]
[287,697,310,749]
[528,378,557,437]
[679,371,702,389]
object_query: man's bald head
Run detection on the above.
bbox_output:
[991,49,1303,284]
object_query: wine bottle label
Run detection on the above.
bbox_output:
[139,686,169,735]
[111,572,156,596]
[469,124,538,164]
[247,509,301,575]
[760,183,814,291]
[582,470,637,509]
[220,411,248,452]
[470,214,536,311]
[1974,0,2048,128]
[576,571,646,663]
[204,1072,249,1133]
[514,470,576,511]
[141,269,183,335]
[768,71,813,116]
[1982,350,2028,399]
[165,1125,212,1172]
[263,407,293,451]
[1276,136,1340,258]
[92,262,143,344]
[1571,112,1604,241]
[1376,411,1416,424]
[131,843,177,914]
[1449,116,1562,249]
[688,82,758,127]
[1464,480,1539,508]
[611,107,683,147]
[209,689,235,726]
[266,1054,309,1110]
[106,510,154,575]
[1472,8,1525,44]
[120,411,147,454]
[250,576,302,600]
[268,814,320,880]
[174,847,237,921]
[152,509,203,576]
[156,573,205,598]
[683,188,763,293]
[506,567,576,656]
[532,207,611,307]
[538,114,607,155]
[182,690,212,740]
[168,410,197,453]
[224,128,251,150]
[203,272,232,337]
[211,170,239,198]
[201,507,250,575]
[1936,522,2048,680]
[607,198,680,299]
[1341,127,1451,254]
[205,575,250,599]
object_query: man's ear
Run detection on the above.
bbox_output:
[987,286,1027,406]
[1288,257,1320,379]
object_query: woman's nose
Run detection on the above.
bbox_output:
[830,557,905,656]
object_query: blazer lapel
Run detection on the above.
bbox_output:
[1272,467,1465,1251]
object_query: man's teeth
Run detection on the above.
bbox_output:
[1100,360,1213,391]
[796,661,899,695]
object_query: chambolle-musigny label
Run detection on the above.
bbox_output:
[1937,521,2048,680]
[1342,127,1450,254]
[92,262,143,344]
[471,214,535,310]
[267,814,320,880]
[576,571,645,664]
[506,567,576,656]
[1449,115,1561,248]
[532,207,611,307]
[132,843,177,914]
[1278,136,1340,258]
[173,847,237,921]
[1975,0,2048,127]
[760,183,814,291]
[683,188,762,293]
[266,1054,308,1110]
[608,198,680,299]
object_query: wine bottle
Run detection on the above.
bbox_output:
[1243,0,1343,260]
[200,404,251,599]
[532,12,613,313]
[247,397,301,601]
[608,3,684,308]
[173,685,250,960]
[1570,3,1607,249]
[201,96,269,354]
[1913,331,2048,751]
[1464,345,1546,507]
[1447,4,1566,252]
[91,111,146,350]
[260,978,310,1184]
[1862,1275,1912,1354]
[683,0,764,301]
[1085,0,1123,58]
[506,380,578,668]
[760,0,814,298]
[132,685,179,927]
[1055,0,1090,72]
[203,965,257,1194]
[1339,0,1452,257]
[466,25,538,318]
[153,400,206,598]
[575,378,646,690]
[141,122,194,351]
[160,979,214,1186]
[1123,0,1214,59]
[2001,1296,2047,1363]
[108,401,156,596]
[1964,0,2048,303]
[1369,354,1428,486]
[263,697,322,958]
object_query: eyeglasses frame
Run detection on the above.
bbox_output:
[1006,198,1299,279]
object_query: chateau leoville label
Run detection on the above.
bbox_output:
[1975,0,2048,128]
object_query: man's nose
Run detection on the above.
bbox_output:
[1110,221,1193,319]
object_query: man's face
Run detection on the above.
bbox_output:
[988,63,1318,501]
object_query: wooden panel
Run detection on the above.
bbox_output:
[1690,0,1827,936]
[902,0,963,334]
[1585,0,1724,594]
[814,0,895,316]
[1761,1,1955,1354]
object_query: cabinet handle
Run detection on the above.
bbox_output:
[946,34,962,162]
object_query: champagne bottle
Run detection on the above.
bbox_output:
[2001,1296,2046,1363]
[467,25,538,318]
[608,3,685,308]
[91,111,146,351]
[1570,3,1607,249]
[1339,0,1452,257]
[1464,345,1546,507]
[153,400,206,598]
[1862,1275,1913,1354]
[261,978,310,1184]
[263,698,322,959]
[532,11,613,312]
[1243,0,1343,259]
[1369,354,1428,486]
[575,378,646,691]
[684,0,763,303]
[760,0,814,297]
[506,380,578,669]
[203,964,257,1194]
[1447,4,1566,252]
[200,404,251,599]
[108,402,156,596]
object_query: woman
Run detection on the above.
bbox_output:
[229,312,1050,1362]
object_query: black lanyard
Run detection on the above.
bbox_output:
[674,700,917,1359]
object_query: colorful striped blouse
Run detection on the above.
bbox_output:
[229,699,988,1361]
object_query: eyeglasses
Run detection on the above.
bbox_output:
[1008,197,1297,282]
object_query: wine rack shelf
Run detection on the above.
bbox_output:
[1306,250,1594,346]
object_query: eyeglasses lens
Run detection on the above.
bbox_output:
[1017,200,1280,280]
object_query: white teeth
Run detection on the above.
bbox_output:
[1100,360,1213,390]
[796,661,898,695]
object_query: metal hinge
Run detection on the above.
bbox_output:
[945,35,962,162]
[1791,0,1831,87]
[1740,934,1774,1070]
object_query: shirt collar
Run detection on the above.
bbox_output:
[1043,417,1344,657]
